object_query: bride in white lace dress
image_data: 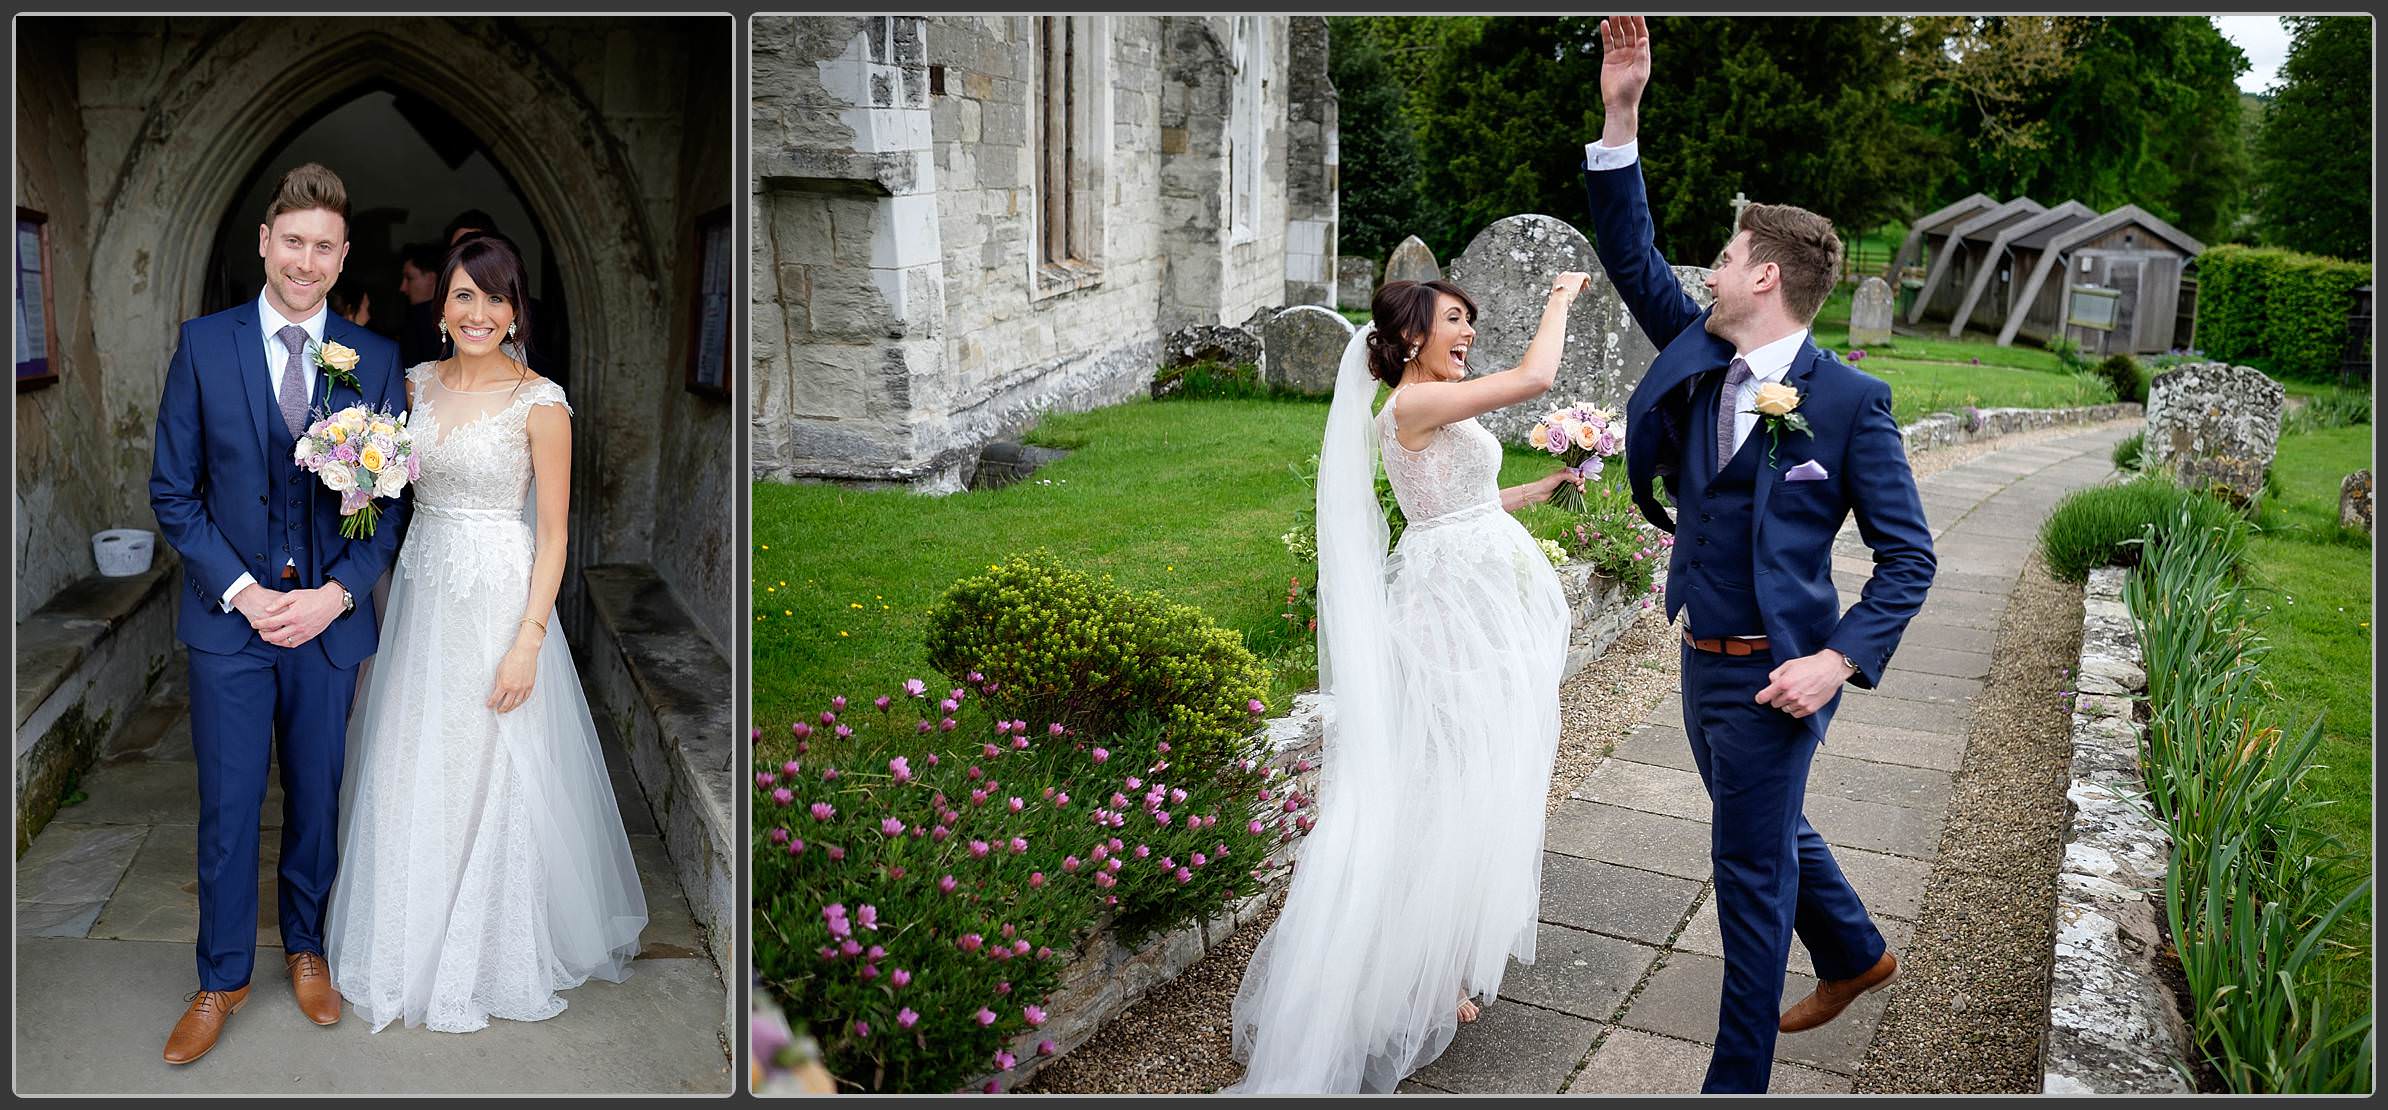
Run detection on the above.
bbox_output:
[1229,274,1590,1092]
[325,236,646,1033]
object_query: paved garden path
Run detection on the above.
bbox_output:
[1400,421,2135,1094]
[13,661,733,1095]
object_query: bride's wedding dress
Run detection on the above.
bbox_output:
[325,363,647,1033]
[1230,331,1571,1091]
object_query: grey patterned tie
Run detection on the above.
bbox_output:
[276,325,311,437]
[1715,357,1753,472]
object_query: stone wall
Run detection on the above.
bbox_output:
[753,16,1302,490]
[1279,16,1337,308]
[12,22,137,620]
[2043,566,2195,1093]
[1898,403,2143,453]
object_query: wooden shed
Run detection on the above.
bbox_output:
[1885,193,2000,288]
[1944,201,2100,337]
[1998,205,2204,352]
[1909,198,2045,327]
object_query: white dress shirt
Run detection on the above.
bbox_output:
[221,291,331,611]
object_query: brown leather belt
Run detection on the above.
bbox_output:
[1684,630,1771,655]
[280,565,298,581]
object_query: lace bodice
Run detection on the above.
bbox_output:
[1377,388,1503,524]
[405,362,571,512]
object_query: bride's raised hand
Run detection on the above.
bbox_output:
[488,643,538,714]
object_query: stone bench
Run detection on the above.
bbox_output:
[15,560,178,855]
[579,563,735,985]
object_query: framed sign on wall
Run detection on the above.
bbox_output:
[685,205,731,401]
[17,207,59,392]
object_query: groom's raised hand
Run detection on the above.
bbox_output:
[1599,15,1653,132]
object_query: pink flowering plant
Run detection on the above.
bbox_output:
[756,554,1304,1093]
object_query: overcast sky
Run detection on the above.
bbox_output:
[2211,15,2292,94]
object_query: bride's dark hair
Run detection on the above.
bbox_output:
[1365,279,1477,385]
[439,233,535,373]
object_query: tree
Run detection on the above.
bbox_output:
[1327,23,1427,263]
[2251,17,2371,260]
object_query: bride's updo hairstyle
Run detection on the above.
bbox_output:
[439,232,534,362]
[1365,279,1477,386]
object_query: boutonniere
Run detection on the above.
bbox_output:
[308,339,362,400]
[1744,382,1812,469]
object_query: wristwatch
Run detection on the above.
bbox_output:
[330,579,355,614]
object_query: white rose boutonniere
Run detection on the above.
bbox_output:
[1744,382,1812,468]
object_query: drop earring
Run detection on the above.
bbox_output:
[507,321,518,340]
[438,320,448,341]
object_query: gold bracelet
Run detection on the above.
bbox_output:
[520,617,547,634]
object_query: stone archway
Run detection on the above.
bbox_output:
[85,16,669,630]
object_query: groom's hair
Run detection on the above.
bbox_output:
[265,163,350,236]
[1737,203,1841,324]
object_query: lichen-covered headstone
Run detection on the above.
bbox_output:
[1849,276,1894,346]
[1258,305,1356,396]
[2342,469,2373,533]
[1445,214,1713,442]
[2142,361,2285,508]
[1335,256,1378,311]
[1383,235,1442,284]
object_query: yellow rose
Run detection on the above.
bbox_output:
[359,446,385,473]
[1752,382,1802,418]
[371,420,395,437]
[321,341,361,373]
[1528,425,1550,449]
[327,424,348,444]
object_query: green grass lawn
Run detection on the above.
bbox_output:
[2248,423,2374,852]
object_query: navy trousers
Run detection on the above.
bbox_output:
[1680,644,1884,1093]
[186,602,357,992]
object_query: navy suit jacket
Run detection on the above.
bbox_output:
[148,303,408,669]
[1584,160,1935,692]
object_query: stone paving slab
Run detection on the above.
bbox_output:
[1673,900,1918,979]
[1496,923,1663,1021]
[1565,1026,1854,1093]
[11,937,730,1094]
[1867,669,1984,705]
[1819,721,1969,772]
[1619,952,1891,1075]
[1609,728,1954,815]
[1889,621,2001,655]
[91,822,281,946]
[1544,801,1714,882]
[1802,792,1946,861]
[1878,643,1995,680]
[1570,759,1712,822]
[1537,853,1703,946]
[1829,557,2014,596]
[1830,691,1974,735]
[16,821,147,906]
[1405,999,1603,1094]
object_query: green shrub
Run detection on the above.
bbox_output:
[2126,506,2375,1092]
[2047,335,2093,374]
[2113,431,2145,472]
[2062,369,2121,408]
[2283,386,2374,435]
[2194,245,2372,381]
[2098,353,2150,405]
[2037,474,2248,582]
[926,551,1273,778]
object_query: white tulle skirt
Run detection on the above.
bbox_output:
[325,506,648,1033]
[1230,502,1571,1092]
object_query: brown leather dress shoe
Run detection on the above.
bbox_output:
[1779,950,1898,1033]
[163,985,250,1064]
[287,951,341,1026]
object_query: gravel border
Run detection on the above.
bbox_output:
[1855,550,2084,1092]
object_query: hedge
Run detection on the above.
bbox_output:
[2194,245,2371,381]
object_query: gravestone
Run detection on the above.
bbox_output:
[1160,323,1260,370]
[1445,214,1713,442]
[1383,235,1443,284]
[1849,276,1894,346]
[1336,256,1378,311]
[2142,361,2286,508]
[2342,470,2373,533]
[1259,305,1356,396]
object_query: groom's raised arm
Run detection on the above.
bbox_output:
[1581,14,1702,349]
[149,321,255,604]
[321,340,409,596]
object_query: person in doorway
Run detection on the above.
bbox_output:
[397,241,446,367]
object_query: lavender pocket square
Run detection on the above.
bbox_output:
[1784,459,1831,482]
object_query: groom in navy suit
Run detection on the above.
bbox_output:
[1582,18,1935,1093]
[148,163,407,1063]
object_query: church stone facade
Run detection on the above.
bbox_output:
[751,16,1337,489]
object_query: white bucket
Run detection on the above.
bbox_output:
[93,528,155,577]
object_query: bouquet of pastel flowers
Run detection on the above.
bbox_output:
[1526,400,1626,513]
[294,403,416,539]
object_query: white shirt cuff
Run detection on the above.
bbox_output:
[221,572,257,612]
[1584,138,1639,171]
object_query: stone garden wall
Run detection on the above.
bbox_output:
[1898,403,2142,452]
[2042,566,2195,1093]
